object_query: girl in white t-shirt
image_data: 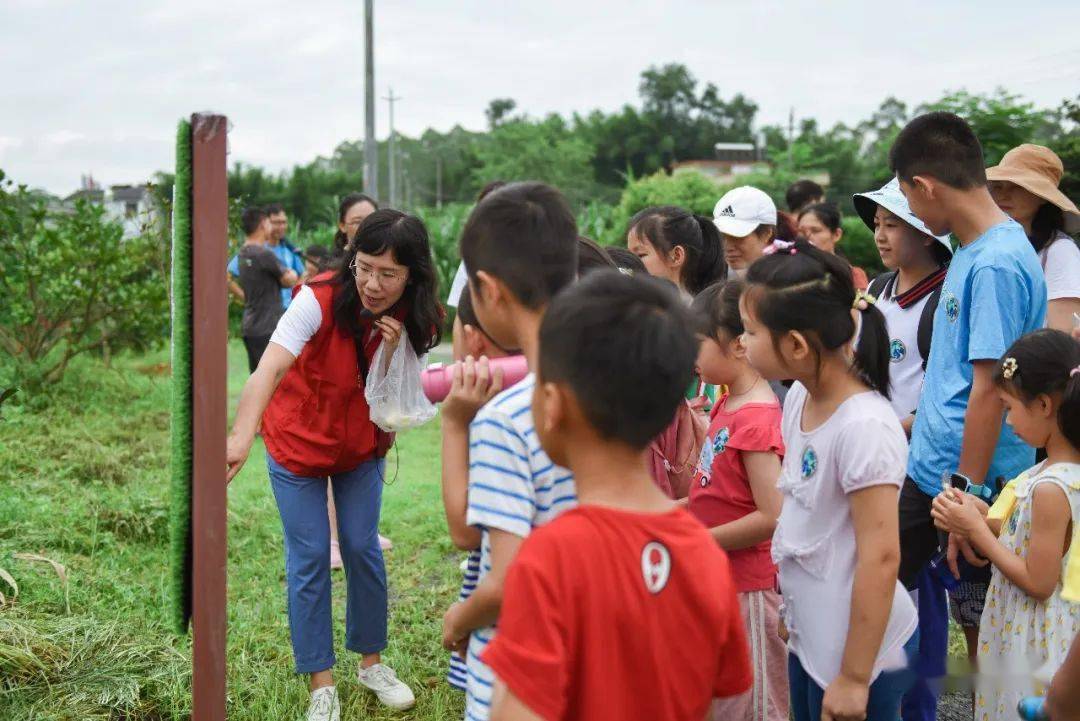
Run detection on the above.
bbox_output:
[740,239,917,721]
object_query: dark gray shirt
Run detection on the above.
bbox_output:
[238,244,288,337]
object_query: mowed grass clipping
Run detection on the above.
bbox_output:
[0,341,467,720]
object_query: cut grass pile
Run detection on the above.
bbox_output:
[0,341,466,720]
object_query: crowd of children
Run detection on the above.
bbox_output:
[279,109,1080,721]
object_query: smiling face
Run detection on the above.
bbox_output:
[989,180,1045,231]
[873,206,936,272]
[351,249,409,315]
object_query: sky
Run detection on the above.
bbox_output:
[2,0,1079,196]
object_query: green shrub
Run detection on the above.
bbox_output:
[839,216,885,276]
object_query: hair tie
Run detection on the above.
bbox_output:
[762,239,797,256]
[1002,357,1019,380]
[851,290,877,312]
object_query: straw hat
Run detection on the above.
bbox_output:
[986,144,1080,233]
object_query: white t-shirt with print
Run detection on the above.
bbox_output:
[773,383,917,689]
[1039,231,1080,307]
[876,280,933,418]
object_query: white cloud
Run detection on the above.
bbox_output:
[43,130,86,146]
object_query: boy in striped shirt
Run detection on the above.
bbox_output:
[440,182,580,721]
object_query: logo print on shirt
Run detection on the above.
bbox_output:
[944,292,959,323]
[889,339,906,363]
[800,446,818,479]
[713,426,730,455]
[641,541,672,594]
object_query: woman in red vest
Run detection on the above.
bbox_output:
[225,209,442,719]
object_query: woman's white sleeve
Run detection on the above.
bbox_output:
[269,286,323,357]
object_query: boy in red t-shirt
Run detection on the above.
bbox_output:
[688,279,788,720]
[482,271,751,721]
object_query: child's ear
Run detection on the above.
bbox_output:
[1035,392,1055,419]
[784,330,811,363]
[473,271,504,308]
[912,175,936,201]
[538,381,564,434]
[668,245,687,270]
[730,333,748,360]
[462,324,485,359]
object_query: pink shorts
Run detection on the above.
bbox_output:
[710,588,789,721]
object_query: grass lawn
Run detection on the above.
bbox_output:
[0,340,466,720]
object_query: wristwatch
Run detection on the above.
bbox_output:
[944,471,994,502]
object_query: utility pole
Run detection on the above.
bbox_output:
[363,0,377,199]
[787,107,795,168]
[435,155,443,210]
[383,87,401,207]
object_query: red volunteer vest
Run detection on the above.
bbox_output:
[262,279,397,476]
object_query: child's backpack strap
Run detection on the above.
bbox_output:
[917,285,942,370]
[867,271,896,302]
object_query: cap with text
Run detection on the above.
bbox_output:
[712,186,778,238]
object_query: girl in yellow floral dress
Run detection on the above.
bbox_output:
[932,329,1080,721]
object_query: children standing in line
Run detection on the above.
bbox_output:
[483,271,752,721]
[932,329,1080,721]
[689,279,788,721]
[853,178,954,721]
[741,240,917,721]
[625,205,727,297]
[438,182,580,721]
[889,113,1047,673]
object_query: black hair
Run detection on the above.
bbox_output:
[691,279,744,341]
[744,240,890,398]
[1030,203,1068,253]
[459,181,578,310]
[333,192,379,256]
[798,202,842,233]
[264,202,286,216]
[476,180,508,203]
[457,285,515,355]
[993,329,1080,449]
[577,236,618,276]
[786,180,825,213]
[321,208,442,355]
[304,244,332,272]
[606,246,648,275]
[889,112,987,189]
[241,206,267,236]
[539,270,696,449]
[627,205,727,294]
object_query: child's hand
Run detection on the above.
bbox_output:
[946,534,989,579]
[821,672,869,721]
[931,490,984,537]
[442,602,469,655]
[441,356,504,428]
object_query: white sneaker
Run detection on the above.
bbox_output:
[378,534,393,551]
[304,686,340,721]
[357,663,415,710]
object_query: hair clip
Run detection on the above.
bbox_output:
[762,239,797,256]
[1071,365,1080,378]
[851,290,877,311]
[1002,357,1019,380]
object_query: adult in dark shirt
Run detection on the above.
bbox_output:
[238,206,298,372]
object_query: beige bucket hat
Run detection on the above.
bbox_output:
[986,144,1080,233]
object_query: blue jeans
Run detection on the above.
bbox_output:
[789,632,919,721]
[267,453,388,674]
[902,568,948,721]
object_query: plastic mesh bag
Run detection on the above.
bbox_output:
[365,339,436,432]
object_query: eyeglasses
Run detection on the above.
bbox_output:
[350,258,408,287]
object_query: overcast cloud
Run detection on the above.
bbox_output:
[2,0,1078,195]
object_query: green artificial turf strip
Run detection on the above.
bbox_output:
[168,118,193,636]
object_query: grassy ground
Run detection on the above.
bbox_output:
[0,340,466,720]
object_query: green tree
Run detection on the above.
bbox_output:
[485,98,518,130]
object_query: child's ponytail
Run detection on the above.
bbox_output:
[690,214,727,295]
[744,239,891,398]
[627,206,727,295]
[993,329,1080,449]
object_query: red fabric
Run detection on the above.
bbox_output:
[688,396,784,592]
[262,280,397,476]
[481,506,752,721]
[852,265,869,291]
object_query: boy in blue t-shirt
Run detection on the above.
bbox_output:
[890,112,1047,676]
[438,182,580,721]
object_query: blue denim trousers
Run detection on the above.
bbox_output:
[267,453,388,674]
[789,631,920,721]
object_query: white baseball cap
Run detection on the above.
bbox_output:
[712,186,778,237]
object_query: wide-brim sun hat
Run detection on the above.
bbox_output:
[713,186,778,238]
[853,178,952,255]
[986,144,1080,233]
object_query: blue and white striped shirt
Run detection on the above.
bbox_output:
[462,374,577,720]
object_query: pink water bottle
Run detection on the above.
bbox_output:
[421,356,530,403]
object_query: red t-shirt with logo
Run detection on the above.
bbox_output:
[481,505,751,721]
[688,395,784,593]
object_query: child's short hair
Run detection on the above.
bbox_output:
[539,270,696,449]
[605,246,647,275]
[786,180,824,213]
[993,329,1080,449]
[577,236,618,276]
[798,202,842,233]
[745,240,891,398]
[460,182,578,309]
[691,279,744,341]
[889,112,987,189]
